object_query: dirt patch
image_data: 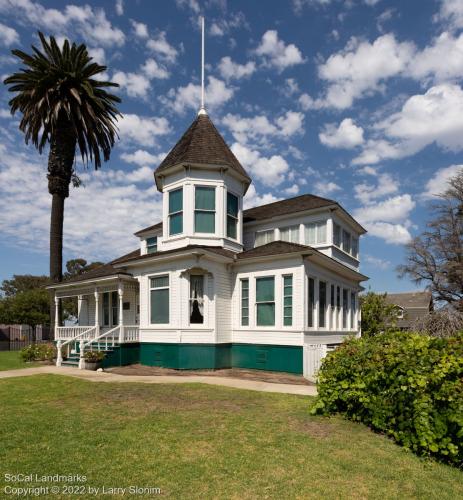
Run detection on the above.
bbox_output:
[106,364,313,386]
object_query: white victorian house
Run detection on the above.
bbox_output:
[49,110,367,379]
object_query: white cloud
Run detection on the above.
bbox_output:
[298,93,316,111]
[209,12,248,37]
[87,47,106,65]
[284,184,300,195]
[141,58,169,79]
[317,34,414,109]
[422,164,463,199]
[314,181,341,196]
[112,71,151,99]
[354,172,399,204]
[146,32,178,63]
[319,118,364,149]
[244,184,281,209]
[354,83,463,165]
[165,76,234,114]
[0,143,161,262]
[436,0,463,30]
[222,110,304,145]
[363,254,391,270]
[131,20,149,39]
[115,0,124,16]
[117,114,171,147]
[353,194,415,244]
[231,143,290,187]
[217,56,256,81]
[409,32,463,83]
[0,22,19,46]
[120,149,165,167]
[255,30,305,71]
[0,1,125,47]
[175,0,201,14]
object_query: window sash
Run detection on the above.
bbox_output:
[146,237,157,254]
[195,211,215,233]
[150,275,169,324]
[333,223,341,247]
[280,225,300,243]
[195,186,215,210]
[189,275,204,324]
[169,212,183,235]
[305,221,326,245]
[256,303,275,326]
[342,230,351,254]
[350,292,356,329]
[255,230,274,247]
[283,275,293,326]
[241,279,249,326]
[342,289,348,329]
[352,237,359,258]
[308,277,315,327]
[169,188,183,214]
[256,277,275,326]
[103,292,110,326]
[319,281,326,328]
[111,291,118,326]
[227,192,238,217]
[227,216,237,239]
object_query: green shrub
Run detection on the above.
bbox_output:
[83,350,105,362]
[312,332,463,466]
[19,343,56,362]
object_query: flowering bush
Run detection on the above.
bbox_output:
[83,350,105,362]
[19,343,56,362]
[311,332,463,466]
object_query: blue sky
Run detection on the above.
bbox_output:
[0,0,462,293]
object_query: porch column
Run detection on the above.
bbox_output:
[54,295,60,338]
[118,282,124,343]
[94,289,100,337]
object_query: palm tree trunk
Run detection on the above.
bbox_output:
[47,118,76,334]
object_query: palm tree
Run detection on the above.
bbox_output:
[4,32,121,328]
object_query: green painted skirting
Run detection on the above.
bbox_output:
[102,343,140,369]
[139,343,303,374]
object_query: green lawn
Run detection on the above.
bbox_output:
[0,351,42,371]
[1,375,461,499]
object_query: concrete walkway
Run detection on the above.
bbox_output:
[0,366,317,396]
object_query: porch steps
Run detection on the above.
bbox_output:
[60,346,116,367]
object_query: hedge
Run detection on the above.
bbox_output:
[312,332,463,466]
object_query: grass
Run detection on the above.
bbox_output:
[0,351,42,371]
[1,375,462,499]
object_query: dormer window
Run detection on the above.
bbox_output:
[255,229,275,247]
[280,225,299,243]
[169,188,183,236]
[227,192,238,239]
[305,221,327,245]
[195,186,215,233]
[146,237,158,254]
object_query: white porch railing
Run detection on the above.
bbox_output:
[56,326,97,341]
[56,326,98,367]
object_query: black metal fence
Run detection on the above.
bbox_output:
[0,325,51,351]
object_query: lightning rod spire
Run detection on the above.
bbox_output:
[198,16,207,116]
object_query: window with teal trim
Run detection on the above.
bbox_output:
[283,275,293,326]
[256,276,275,326]
[227,192,238,239]
[150,275,169,324]
[169,188,183,236]
[241,278,249,326]
[146,236,157,254]
[195,186,215,233]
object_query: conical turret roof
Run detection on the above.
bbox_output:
[154,113,251,187]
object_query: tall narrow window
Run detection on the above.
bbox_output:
[330,284,335,330]
[308,277,315,327]
[319,281,326,328]
[111,291,118,326]
[280,225,300,243]
[146,236,157,254]
[336,286,341,329]
[255,229,275,247]
[333,223,341,247]
[227,192,239,239]
[352,237,359,258]
[150,275,169,324]
[350,292,356,329]
[190,275,204,324]
[283,275,293,326]
[342,230,351,254]
[256,277,275,326]
[241,279,249,326]
[195,186,215,233]
[103,292,110,326]
[342,289,348,329]
[169,188,183,236]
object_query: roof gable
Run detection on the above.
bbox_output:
[154,114,251,183]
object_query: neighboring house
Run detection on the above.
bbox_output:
[385,291,433,330]
[48,110,368,379]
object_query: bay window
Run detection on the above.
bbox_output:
[150,275,169,324]
[305,221,327,245]
[227,192,238,239]
[169,188,183,236]
[256,277,275,326]
[195,186,215,233]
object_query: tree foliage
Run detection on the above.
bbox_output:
[398,170,463,310]
[0,275,49,297]
[360,291,398,337]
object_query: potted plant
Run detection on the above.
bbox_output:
[83,350,105,370]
